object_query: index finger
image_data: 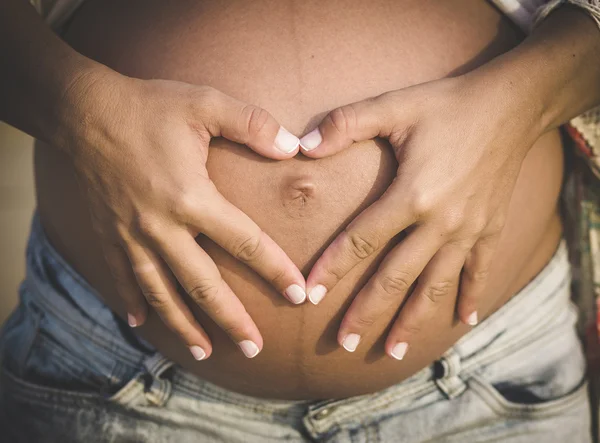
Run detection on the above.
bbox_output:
[179,185,307,305]
[306,180,417,305]
[154,229,264,358]
[298,91,409,157]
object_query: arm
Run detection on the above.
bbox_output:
[299,5,600,358]
[0,0,100,147]
[0,0,306,360]
[481,5,600,134]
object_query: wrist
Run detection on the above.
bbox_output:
[461,49,549,139]
[51,63,126,156]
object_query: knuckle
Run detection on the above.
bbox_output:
[188,279,221,307]
[471,214,488,235]
[351,313,376,329]
[409,192,435,218]
[400,323,422,337]
[194,85,218,106]
[345,229,379,260]
[143,290,169,310]
[133,213,162,238]
[115,223,133,242]
[488,215,506,234]
[327,104,358,136]
[221,322,250,339]
[466,267,490,283]
[232,234,264,263]
[172,191,201,220]
[422,280,454,303]
[440,211,465,235]
[321,265,346,285]
[190,86,220,122]
[243,105,270,139]
[376,271,413,298]
[269,265,288,289]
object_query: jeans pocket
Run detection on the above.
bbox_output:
[470,375,589,418]
[0,301,142,407]
[468,324,591,419]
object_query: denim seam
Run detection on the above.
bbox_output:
[174,382,299,415]
[305,382,439,433]
[28,217,145,367]
[32,334,108,390]
[468,376,589,418]
[25,277,143,369]
[1,366,110,407]
[174,371,311,415]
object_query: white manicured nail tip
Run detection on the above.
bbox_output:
[308,285,327,305]
[299,128,323,151]
[390,342,408,360]
[239,340,260,358]
[189,345,207,361]
[285,284,306,304]
[127,313,137,328]
[467,311,478,326]
[342,333,361,352]
[274,127,300,154]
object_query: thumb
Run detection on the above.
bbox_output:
[200,87,299,160]
[299,91,410,158]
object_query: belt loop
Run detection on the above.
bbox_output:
[433,348,467,400]
[142,353,175,407]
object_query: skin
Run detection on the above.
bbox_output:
[32,0,563,399]
[301,6,600,360]
[0,0,309,361]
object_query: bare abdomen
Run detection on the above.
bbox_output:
[35,0,564,399]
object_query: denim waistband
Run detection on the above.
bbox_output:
[20,214,575,423]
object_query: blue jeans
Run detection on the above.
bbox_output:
[0,216,592,442]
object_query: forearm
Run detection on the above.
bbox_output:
[0,0,108,149]
[471,5,600,135]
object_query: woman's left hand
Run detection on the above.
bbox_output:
[299,73,543,359]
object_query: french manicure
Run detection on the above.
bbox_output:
[342,333,361,352]
[238,340,260,358]
[299,128,322,151]
[308,284,327,305]
[127,313,138,328]
[390,342,409,360]
[274,126,300,154]
[467,311,478,326]
[285,284,307,304]
[189,345,207,361]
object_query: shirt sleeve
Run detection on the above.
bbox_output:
[28,0,86,31]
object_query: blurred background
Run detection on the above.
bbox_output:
[0,123,35,324]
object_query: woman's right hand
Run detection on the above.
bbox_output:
[57,67,306,360]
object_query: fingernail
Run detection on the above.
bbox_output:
[238,340,260,358]
[308,284,327,305]
[390,342,409,360]
[189,345,207,361]
[127,313,138,328]
[467,311,478,326]
[341,333,361,352]
[299,128,322,151]
[274,126,300,154]
[285,284,306,304]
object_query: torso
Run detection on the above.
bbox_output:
[35,0,564,399]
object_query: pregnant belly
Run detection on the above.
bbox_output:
[35,0,564,399]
